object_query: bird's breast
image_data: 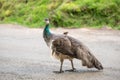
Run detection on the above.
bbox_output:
[52,51,73,60]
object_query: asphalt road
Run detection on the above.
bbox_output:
[0,24,120,80]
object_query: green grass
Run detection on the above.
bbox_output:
[0,0,120,29]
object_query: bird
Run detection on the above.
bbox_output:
[43,18,103,73]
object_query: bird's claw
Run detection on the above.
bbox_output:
[65,68,76,72]
[53,70,64,74]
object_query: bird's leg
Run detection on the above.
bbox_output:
[71,60,76,71]
[65,60,76,72]
[53,59,64,73]
[59,59,64,73]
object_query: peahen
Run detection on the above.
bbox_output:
[43,18,103,73]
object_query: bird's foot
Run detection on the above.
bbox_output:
[65,68,76,72]
[53,70,64,74]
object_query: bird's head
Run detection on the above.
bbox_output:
[45,18,49,24]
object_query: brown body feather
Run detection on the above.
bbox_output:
[52,35,103,70]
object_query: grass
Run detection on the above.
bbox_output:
[0,0,120,29]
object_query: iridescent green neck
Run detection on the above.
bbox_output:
[44,24,51,37]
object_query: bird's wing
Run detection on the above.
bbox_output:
[52,37,74,57]
[67,36,103,70]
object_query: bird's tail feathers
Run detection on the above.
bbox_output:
[76,48,103,70]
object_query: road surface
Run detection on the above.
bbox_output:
[0,24,120,80]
